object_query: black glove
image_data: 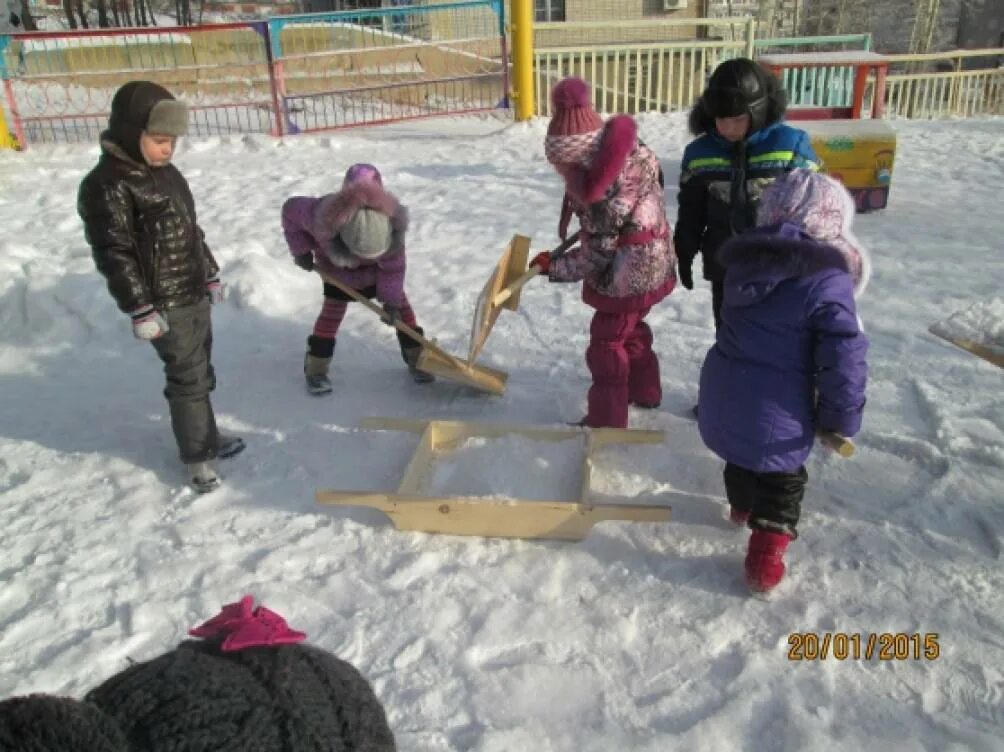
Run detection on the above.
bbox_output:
[380,304,402,327]
[678,257,694,291]
[294,254,314,272]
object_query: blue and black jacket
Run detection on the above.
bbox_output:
[675,115,819,283]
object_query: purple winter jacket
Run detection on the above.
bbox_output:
[281,181,409,305]
[697,227,869,473]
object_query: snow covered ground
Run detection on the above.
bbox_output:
[1,113,1002,751]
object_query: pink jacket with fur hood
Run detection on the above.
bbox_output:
[281,181,409,305]
[549,116,677,313]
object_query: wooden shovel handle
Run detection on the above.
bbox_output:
[817,430,855,458]
[492,233,580,307]
[318,272,467,371]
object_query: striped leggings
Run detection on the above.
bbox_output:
[313,286,418,340]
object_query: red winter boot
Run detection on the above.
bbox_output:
[744,529,793,594]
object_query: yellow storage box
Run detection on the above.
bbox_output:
[803,119,897,212]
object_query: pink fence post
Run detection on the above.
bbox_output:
[3,79,26,150]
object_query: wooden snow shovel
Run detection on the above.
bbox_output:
[317,272,508,395]
[468,233,580,363]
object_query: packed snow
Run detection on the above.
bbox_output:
[0,112,1002,751]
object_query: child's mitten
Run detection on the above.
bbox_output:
[130,306,169,340]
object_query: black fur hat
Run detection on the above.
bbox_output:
[688,58,788,137]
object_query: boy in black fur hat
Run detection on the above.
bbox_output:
[78,81,243,493]
[674,58,820,332]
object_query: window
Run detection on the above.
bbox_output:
[534,0,565,22]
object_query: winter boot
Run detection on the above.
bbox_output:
[744,527,793,594]
[187,461,220,494]
[217,433,245,460]
[304,335,334,395]
[397,329,435,384]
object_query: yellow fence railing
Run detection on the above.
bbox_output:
[873,49,1004,119]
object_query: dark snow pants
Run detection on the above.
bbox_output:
[583,306,661,429]
[724,462,808,535]
[151,300,219,464]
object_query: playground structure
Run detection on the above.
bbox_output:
[759,50,898,212]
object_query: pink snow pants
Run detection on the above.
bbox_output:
[583,306,661,429]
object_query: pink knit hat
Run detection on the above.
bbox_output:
[343,162,383,188]
[758,169,872,296]
[545,77,604,166]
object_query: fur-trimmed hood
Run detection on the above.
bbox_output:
[560,115,638,205]
[718,227,852,307]
[311,181,408,244]
[310,181,409,268]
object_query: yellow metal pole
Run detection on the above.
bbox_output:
[0,104,18,150]
[510,0,535,121]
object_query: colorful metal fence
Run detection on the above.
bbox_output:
[0,0,506,147]
[877,49,1004,119]
[0,23,278,145]
[268,0,507,133]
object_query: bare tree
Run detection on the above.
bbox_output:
[74,0,89,27]
[62,0,78,28]
[18,0,38,30]
[96,0,110,26]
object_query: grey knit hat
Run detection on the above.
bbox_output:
[0,694,128,752]
[85,640,396,752]
[338,207,392,260]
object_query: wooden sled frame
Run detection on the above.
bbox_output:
[318,272,508,394]
[315,418,672,541]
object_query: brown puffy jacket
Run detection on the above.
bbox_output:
[78,139,218,314]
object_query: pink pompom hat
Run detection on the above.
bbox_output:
[544,77,604,166]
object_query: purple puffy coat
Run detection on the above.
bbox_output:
[697,228,869,473]
[281,181,409,305]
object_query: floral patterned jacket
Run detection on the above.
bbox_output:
[549,115,677,313]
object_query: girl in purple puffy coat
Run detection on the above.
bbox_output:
[281,163,433,394]
[532,77,677,428]
[697,169,870,594]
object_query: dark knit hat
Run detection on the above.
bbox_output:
[84,596,396,752]
[105,81,188,163]
[0,694,128,752]
[544,77,604,166]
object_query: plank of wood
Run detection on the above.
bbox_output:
[817,430,855,458]
[360,417,664,445]
[414,348,508,395]
[469,234,531,363]
[396,423,437,495]
[315,492,672,541]
[928,327,1004,369]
